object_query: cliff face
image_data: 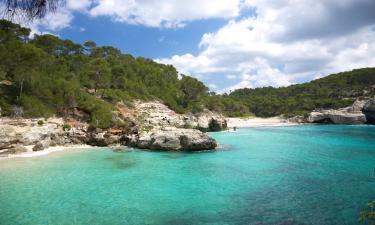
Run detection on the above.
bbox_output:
[0,101,227,157]
[308,99,374,125]
[132,101,227,132]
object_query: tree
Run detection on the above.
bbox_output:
[2,0,62,20]
[87,58,111,94]
[83,41,96,55]
[179,75,208,108]
[6,43,45,101]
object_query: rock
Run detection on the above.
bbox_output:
[348,99,367,112]
[8,145,28,154]
[287,116,308,123]
[136,128,217,151]
[33,138,51,151]
[362,99,375,124]
[137,135,152,149]
[308,110,366,124]
[150,133,181,150]
[133,101,227,132]
[308,99,370,125]
[87,132,122,146]
[111,146,129,152]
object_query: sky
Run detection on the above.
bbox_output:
[8,0,375,93]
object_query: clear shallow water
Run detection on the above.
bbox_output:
[0,125,375,225]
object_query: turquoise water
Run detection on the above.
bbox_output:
[0,125,375,225]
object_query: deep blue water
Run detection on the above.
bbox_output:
[0,125,374,225]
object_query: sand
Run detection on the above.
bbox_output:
[226,117,300,128]
[1,145,92,160]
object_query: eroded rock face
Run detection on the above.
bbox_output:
[362,99,375,124]
[133,101,227,132]
[134,127,217,151]
[308,99,371,124]
[308,110,366,124]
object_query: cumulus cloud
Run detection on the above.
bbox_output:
[88,0,241,28]
[4,0,243,35]
[158,0,375,92]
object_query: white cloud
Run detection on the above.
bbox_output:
[66,0,92,11]
[89,0,241,28]
[158,0,375,92]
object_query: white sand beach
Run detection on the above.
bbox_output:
[1,145,92,160]
[226,117,300,128]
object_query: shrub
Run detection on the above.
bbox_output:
[62,124,71,131]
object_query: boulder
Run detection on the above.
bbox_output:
[197,112,227,132]
[136,128,217,151]
[86,132,123,146]
[33,138,51,151]
[136,135,152,149]
[362,99,375,124]
[7,145,28,154]
[111,146,130,152]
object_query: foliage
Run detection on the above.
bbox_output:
[0,19,374,127]
[228,68,375,117]
[360,201,375,225]
[62,124,71,131]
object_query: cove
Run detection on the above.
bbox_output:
[0,125,374,225]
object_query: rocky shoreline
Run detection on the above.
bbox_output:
[2,98,375,158]
[0,101,227,158]
[307,98,375,125]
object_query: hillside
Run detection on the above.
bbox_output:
[1,19,375,126]
[0,20,245,128]
[228,68,375,117]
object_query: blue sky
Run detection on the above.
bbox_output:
[59,14,228,59]
[18,0,375,92]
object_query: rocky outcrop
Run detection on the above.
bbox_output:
[308,99,371,124]
[129,127,217,151]
[362,99,375,124]
[133,101,227,132]
[0,101,223,155]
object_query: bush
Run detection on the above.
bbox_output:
[360,201,375,224]
[62,124,71,131]
[20,95,54,118]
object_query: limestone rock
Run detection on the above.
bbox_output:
[33,138,51,151]
[136,127,217,151]
[308,110,366,124]
[362,99,375,124]
[8,145,28,154]
[134,101,227,132]
[308,99,370,124]
[111,146,129,152]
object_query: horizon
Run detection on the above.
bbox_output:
[3,0,375,93]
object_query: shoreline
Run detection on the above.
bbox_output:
[226,117,301,128]
[0,145,92,160]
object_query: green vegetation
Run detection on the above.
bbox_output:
[1,19,375,127]
[228,68,375,117]
[0,20,216,128]
[62,124,71,131]
[360,201,375,225]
